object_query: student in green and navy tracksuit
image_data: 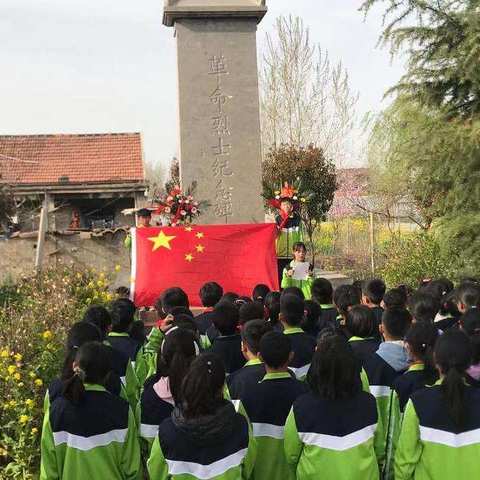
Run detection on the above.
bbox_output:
[44,322,124,414]
[40,342,141,480]
[145,288,192,354]
[147,353,257,480]
[280,294,316,380]
[241,331,308,480]
[281,242,314,300]
[384,321,439,479]
[138,328,199,454]
[284,333,384,479]
[311,277,339,329]
[364,308,411,444]
[346,305,381,367]
[395,330,480,479]
[227,319,272,400]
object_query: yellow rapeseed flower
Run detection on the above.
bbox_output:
[1,350,9,358]
[31,427,38,435]
[19,415,29,425]
[34,378,43,387]
[7,365,16,375]
[115,264,121,272]
[42,331,53,341]
[97,280,104,288]
[29,371,36,378]
[9,400,16,407]
[14,353,22,362]
[25,399,34,409]
[13,372,21,381]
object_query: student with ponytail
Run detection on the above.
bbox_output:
[147,353,257,480]
[44,322,122,413]
[395,330,480,479]
[138,328,200,453]
[40,342,141,479]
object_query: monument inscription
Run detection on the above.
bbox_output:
[163,0,267,224]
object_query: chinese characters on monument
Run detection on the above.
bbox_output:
[209,54,234,220]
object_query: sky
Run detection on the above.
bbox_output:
[0,0,405,169]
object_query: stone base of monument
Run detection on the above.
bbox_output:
[314,270,353,289]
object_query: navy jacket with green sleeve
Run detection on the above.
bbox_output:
[40,383,141,480]
[284,390,383,480]
[395,382,480,480]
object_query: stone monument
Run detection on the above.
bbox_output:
[163,0,267,224]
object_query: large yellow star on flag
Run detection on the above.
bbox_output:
[148,231,176,251]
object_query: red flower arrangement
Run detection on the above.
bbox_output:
[154,184,206,226]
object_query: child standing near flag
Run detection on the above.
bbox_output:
[281,242,314,300]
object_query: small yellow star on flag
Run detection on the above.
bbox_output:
[148,231,176,251]
[185,253,194,262]
[195,232,204,239]
[195,244,205,253]
[185,226,193,232]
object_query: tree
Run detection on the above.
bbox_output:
[144,161,167,202]
[260,15,359,166]
[263,144,337,264]
[362,0,480,274]
[0,184,15,234]
[360,0,480,118]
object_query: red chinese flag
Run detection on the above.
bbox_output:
[131,223,279,307]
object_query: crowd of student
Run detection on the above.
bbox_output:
[39,271,480,479]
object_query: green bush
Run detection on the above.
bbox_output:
[0,265,118,478]
[377,232,456,288]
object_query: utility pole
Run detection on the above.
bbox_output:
[35,194,49,273]
[369,212,375,276]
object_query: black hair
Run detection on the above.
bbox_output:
[62,342,111,405]
[383,288,407,310]
[239,302,265,326]
[280,294,305,327]
[259,331,291,369]
[157,328,199,403]
[128,320,146,344]
[311,278,333,305]
[435,330,472,430]
[82,305,111,338]
[362,279,386,305]
[405,322,438,384]
[302,300,322,336]
[236,296,253,307]
[461,309,480,365]
[281,286,305,300]
[409,292,440,323]
[212,301,239,335]
[264,291,281,325]
[199,282,223,308]
[457,283,480,311]
[115,286,130,298]
[110,298,136,333]
[333,284,361,318]
[292,241,307,252]
[382,308,412,340]
[439,290,460,318]
[137,208,152,218]
[307,334,361,400]
[346,305,376,338]
[241,319,272,355]
[155,287,190,317]
[62,322,102,381]
[181,353,225,419]
[352,280,364,299]
[219,292,240,305]
[252,284,271,304]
